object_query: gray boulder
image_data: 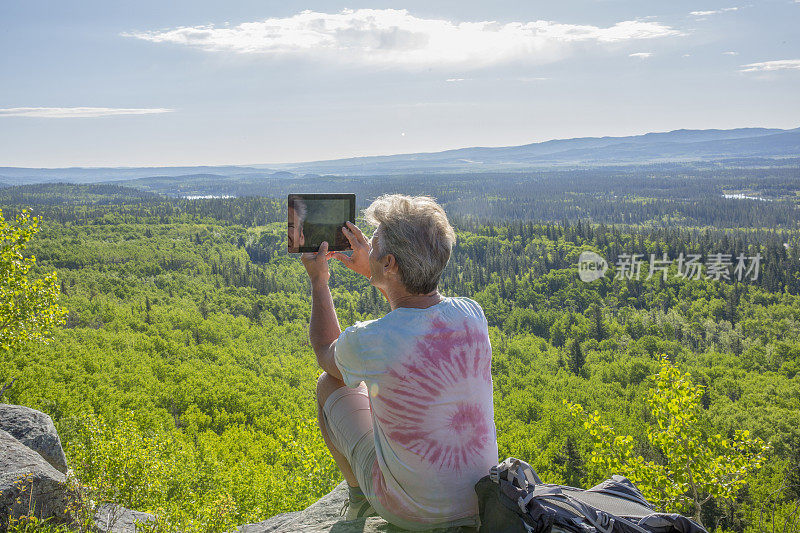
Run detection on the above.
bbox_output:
[237,482,476,533]
[0,404,68,473]
[93,503,155,533]
[0,428,67,527]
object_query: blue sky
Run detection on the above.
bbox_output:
[1,0,798,167]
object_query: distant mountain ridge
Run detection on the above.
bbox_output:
[268,126,800,174]
[276,127,788,166]
[0,166,272,185]
[1,126,798,185]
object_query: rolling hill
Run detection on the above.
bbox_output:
[2,126,798,185]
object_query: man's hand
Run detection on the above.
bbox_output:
[333,222,371,278]
[301,241,335,287]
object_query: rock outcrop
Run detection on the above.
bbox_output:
[0,404,69,473]
[2,404,472,532]
[0,428,68,527]
[238,482,476,533]
[94,503,155,533]
[0,404,155,532]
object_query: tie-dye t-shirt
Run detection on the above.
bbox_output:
[334,296,498,527]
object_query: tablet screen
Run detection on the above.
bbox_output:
[288,194,355,253]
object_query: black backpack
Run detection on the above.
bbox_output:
[474,457,708,533]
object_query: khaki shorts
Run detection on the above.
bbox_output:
[320,382,378,499]
[320,383,481,531]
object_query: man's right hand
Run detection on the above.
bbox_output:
[333,221,371,278]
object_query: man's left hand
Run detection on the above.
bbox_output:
[301,241,336,287]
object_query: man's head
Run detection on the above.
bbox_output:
[364,194,456,295]
[288,195,307,251]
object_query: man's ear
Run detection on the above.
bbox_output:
[383,253,400,276]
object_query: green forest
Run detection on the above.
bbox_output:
[1,179,799,532]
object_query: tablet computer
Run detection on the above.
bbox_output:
[288,193,356,253]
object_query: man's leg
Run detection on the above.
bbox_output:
[316,371,360,487]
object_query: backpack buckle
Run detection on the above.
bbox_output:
[491,457,516,483]
[517,492,536,513]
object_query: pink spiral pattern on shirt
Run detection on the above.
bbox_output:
[373,316,493,472]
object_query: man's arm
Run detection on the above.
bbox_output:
[302,241,343,380]
[309,281,343,380]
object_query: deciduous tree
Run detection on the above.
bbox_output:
[567,357,770,526]
[1,208,65,352]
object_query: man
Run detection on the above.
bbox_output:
[288,194,306,253]
[301,194,498,530]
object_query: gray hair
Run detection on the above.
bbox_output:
[364,194,456,294]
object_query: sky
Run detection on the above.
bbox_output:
[0,0,799,167]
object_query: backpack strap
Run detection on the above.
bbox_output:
[533,493,651,533]
[517,491,537,513]
[491,457,543,490]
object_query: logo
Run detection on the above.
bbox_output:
[578,251,608,282]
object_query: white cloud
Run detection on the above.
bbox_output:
[723,51,738,55]
[445,76,549,83]
[629,52,653,59]
[0,107,174,118]
[124,9,682,68]
[739,59,800,72]
[690,7,740,16]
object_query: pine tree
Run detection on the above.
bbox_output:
[550,321,567,348]
[589,303,607,341]
[555,437,586,487]
[568,339,585,376]
[786,435,800,500]
[199,293,209,319]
